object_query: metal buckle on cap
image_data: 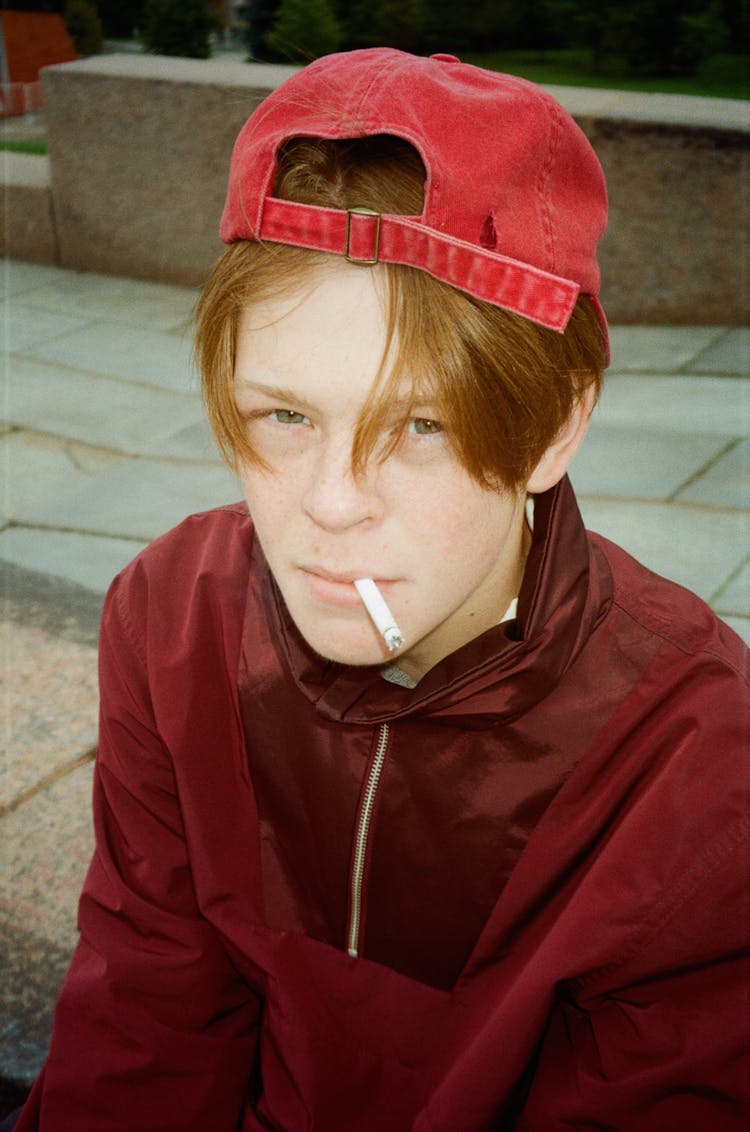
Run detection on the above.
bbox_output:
[345,207,381,265]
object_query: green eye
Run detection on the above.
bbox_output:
[273,409,307,424]
[410,417,443,435]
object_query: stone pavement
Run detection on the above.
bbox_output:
[1,258,748,1092]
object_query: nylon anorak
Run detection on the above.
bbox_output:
[17,478,750,1131]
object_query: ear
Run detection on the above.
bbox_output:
[526,384,596,495]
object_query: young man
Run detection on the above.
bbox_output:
[14,48,748,1131]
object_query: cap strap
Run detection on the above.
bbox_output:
[257,196,580,332]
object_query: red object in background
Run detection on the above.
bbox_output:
[0,11,77,116]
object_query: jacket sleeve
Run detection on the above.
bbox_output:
[516,810,750,1131]
[16,570,262,1132]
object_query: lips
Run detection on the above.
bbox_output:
[300,566,394,607]
[303,567,366,584]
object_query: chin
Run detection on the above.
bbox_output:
[300,624,392,669]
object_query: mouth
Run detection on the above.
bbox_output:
[299,567,395,607]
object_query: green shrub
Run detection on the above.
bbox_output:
[64,0,104,56]
[560,0,729,75]
[237,0,281,59]
[673,2,729,74]
[266,0,342,61]
[141,0,216,59]
[346,0,425,50]
[94,0,146,38]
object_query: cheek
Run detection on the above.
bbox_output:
[416,485,519,574]
[237,465,296,538]
[426,477,506,539]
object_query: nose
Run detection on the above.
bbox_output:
[302,439,383,533]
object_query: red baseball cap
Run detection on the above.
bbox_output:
[220,48,609,349]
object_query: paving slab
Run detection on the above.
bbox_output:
[141,417,225,463]
[570,424,730,501]
[595,374,750,436]
[1,261,66,299]
[578,498,748,610]
[3,355,206,454]
[0,761,94,1083]
[686,327,750,375]
[1,619,97,810]
[0,915,75,1085]
[674,437,749,509]
[713,558,750,618]
[0,528,147,594]
[1,561,103,648]
[20,455,239,542]
[1,300,96,353]
[607,325,725,373]
[0,759,94,945]
[723,615,750,644]
[15,272,197,333]
[20,320,198,394]
[0,431,127,523]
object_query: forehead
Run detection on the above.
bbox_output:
[236,261,390,378]
[233,259,411,405]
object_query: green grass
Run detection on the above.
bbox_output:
[0,139,48,155]
[462,49,750,100]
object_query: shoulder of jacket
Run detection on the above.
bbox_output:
[103,504,254,640]
[119,502,251,583]
[588,531,748,685]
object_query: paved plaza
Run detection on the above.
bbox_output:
[1,257,748,1088]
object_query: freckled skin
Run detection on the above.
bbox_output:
[233,261,584,682]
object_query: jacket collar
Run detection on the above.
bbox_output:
[264,476,612,727]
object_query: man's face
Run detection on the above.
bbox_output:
[233,261,528,681]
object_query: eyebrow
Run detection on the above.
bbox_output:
[233,379,319,416]
[233,378,437,415]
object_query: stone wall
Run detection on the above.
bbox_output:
[1,151,56,263]
[7,54,749,324]
[40,55,298,286]
[591,121,746,323]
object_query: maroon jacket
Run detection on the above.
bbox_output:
[18,478,749,1131]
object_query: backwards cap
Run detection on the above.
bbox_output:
[221,48,609,346]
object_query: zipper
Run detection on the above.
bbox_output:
[347,722,389,958]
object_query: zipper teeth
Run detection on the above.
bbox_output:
[347,723,389,958]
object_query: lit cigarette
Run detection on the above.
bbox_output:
[354,578,404,652]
